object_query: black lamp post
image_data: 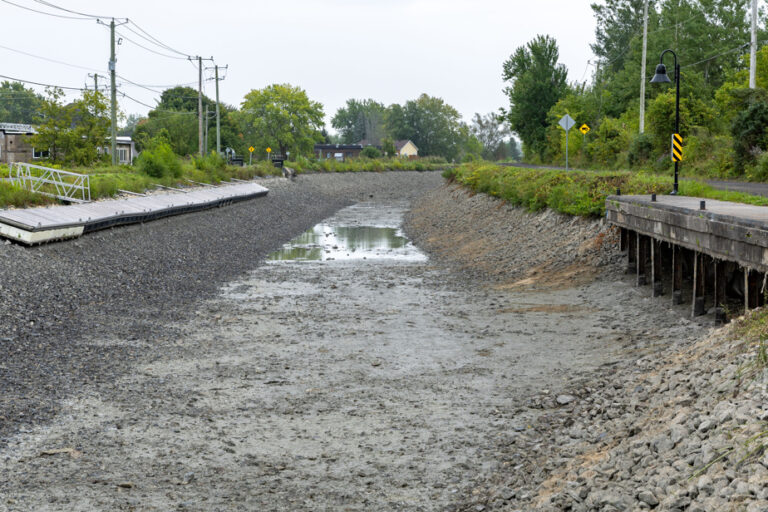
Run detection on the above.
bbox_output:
[650,49,680,195]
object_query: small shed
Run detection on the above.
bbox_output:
[395,140,418,158]
[0,123,38,164]
[314,143,363,162]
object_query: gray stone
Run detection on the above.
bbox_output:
[698,420,715,433]
[637,489,659,506]
[556,394,576,406]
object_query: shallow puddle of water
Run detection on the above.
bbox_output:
[267,203,427,262]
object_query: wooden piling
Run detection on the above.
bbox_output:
[714,259,727,324]
[620,227,627,252]
[652,239,663,296]
[672,245,683,304]
[746,268,760,312]
[627,230,636,274]
[637,233,647,286]
[692,252,706,316]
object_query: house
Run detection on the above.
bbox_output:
[0,123,41,164]
[115,136,138,164]
[395,140,418,158]
[314,143,362,162]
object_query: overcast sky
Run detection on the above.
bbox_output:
[1,0,598,130]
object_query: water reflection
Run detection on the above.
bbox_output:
[267,223,425,262]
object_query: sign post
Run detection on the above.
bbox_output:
[248,146,255,165]
[579,123,590,150]
[558,114,576,170]
[266,147,272,162]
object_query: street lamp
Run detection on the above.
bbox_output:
[650,49,680,195]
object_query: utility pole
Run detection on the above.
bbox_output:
[191,56,214,156]
[750,0,758,89]
[215,65,221,155]
[97,18,126,165]
[204,104,209,154]
[639,0,649,133]
[198,56,203,156]
[110,19,118,166]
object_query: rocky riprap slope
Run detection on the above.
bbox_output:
[406,184,768,512]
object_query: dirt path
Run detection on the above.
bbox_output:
[0,196,708,511]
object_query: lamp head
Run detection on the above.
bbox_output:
[650,63,672,83]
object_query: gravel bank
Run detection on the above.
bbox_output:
[0,171,443,445]
[406,185,768,512]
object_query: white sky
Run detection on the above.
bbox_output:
[0,0,599,129]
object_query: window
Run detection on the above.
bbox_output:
[117,148,128,163]
[32,148,50,159]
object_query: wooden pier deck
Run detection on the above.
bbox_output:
[0,182,269,245]
[606,194,768,320]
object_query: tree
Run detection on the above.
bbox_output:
[502,35,568,160]
[332,99,387,144]
[28,87,75,164]
[386,94,463,160]
[470,112,511,160]
[239,84,325,157]
[591,0,653,74]
[28,88,110,165]
[69,90,111,165]
[0,81,43,124]
[119,113,145,136]
[508,138,522,161]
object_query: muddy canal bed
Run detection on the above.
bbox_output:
[0,198,707,511]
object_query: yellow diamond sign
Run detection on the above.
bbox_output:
[248,146,255,153]
[579,124,590,134]
[266,147,272,153]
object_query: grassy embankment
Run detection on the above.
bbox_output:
[0,157,445,209]
[444,162,768,217]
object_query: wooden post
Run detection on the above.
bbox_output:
[714,260,727,324]
[652,239,663,296]
[620,227,628,252]
[746,268,759,312]
[627,230,636,274]
[693,252,706,316]
[672,245,683,304]
[637,233,647,286]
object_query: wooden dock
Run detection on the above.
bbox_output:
[606,194,768,321]
[0,182,268,245]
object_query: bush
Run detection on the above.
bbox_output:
[361,146,382,159]
[193,153,226,172]
[732,100,768,173]
[136,141,182,179]
[628,133,654,167]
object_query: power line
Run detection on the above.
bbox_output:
[115,30,188,60]
[0,42,101,72]
[124,21,191,58]
[0,0,92,19]
[32,0,110,19]
[0,73,86,91]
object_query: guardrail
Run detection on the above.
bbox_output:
[8,162,91,203]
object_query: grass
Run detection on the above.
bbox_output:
[444,162,768,217]
[0,156,447,209]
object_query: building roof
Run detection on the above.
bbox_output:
[0,122,37,134]
[314,144,363,150]
[395,139,417,151]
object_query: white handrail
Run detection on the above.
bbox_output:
[9,162,91,203]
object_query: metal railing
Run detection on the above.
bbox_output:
[8,162,91,203]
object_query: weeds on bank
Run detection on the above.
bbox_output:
[443,163,768,218]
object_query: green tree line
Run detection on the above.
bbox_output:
[504,0,768,179]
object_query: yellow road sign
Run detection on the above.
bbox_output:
[671,133,683,162]
[266,147,272,153]
[579,124,590,134]
[248,146,255,153]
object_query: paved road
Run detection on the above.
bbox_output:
[705,179,768,197]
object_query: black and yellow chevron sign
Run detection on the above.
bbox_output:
[671,133,683,162]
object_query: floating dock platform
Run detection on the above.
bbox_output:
[606,194,768,320]
[0,182,268,245]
